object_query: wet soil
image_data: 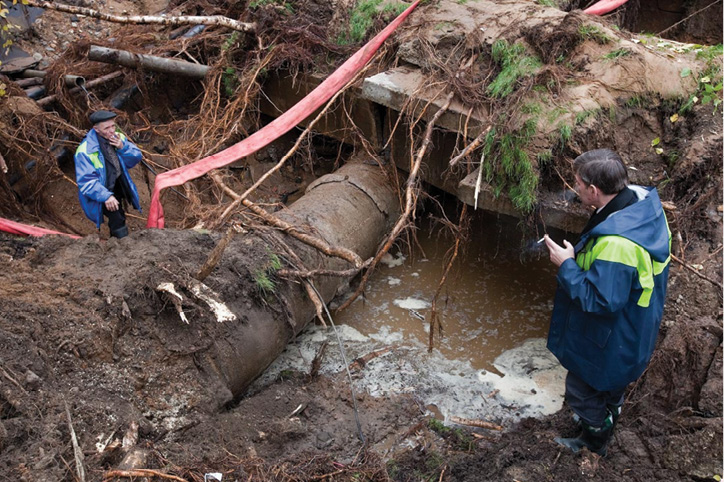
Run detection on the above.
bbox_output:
[0,0,722,481]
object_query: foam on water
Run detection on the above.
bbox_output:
[253,325,565,426]
[392,298,431,310]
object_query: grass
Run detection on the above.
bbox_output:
[555,123,572,149]
[536,0,557,6]
[603,48,632,61]
[537,149,553,165]
[254,269,276,294]
[546,105,568,123]
[574,108,600,125]
[604,48,631,60]
[578,24,611,45]
[482,118,540,213]
[487,39,542,98]
[427,418,475,451]
[337,0,407,45]
[625,94,651,108]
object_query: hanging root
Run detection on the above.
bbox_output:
[428,204,469,352]
[336,91,456,313]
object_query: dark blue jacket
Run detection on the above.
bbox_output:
[547,186,670,391]
[74,128,142,228]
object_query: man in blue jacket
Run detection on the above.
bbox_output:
[543,149,670,456]
[74,110,142,238]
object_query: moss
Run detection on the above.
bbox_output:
[487,40,542,98]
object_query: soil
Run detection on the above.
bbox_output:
[0,0,722,481]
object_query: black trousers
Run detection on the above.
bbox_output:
[102,179,129,238]
[565,371,625,427]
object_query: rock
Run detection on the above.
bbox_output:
[24,370,41,390]
[315,431,334,449]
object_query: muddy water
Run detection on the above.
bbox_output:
[257,212,570,427]
[334,212,557,373]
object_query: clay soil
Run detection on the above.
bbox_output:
[0,0,722,481]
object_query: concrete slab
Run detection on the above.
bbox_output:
[360,66,489,138]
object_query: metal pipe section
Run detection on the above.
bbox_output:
[200,162,399,397]
[88,45,210,78]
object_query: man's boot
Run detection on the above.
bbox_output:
[555,416,614,456]
[110,225,129,239]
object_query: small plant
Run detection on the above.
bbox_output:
[254,269,276,294]
[521,102,541,115]
[574,108,600,125]
[254,248,283,295]
[537,149,553,165]
[536,0,557,7]
[222,31,240,51]
[249,0,294,12]
[625,95,650,108]
[486,39,542,98]
[222,67,238,97]
[558,123,572,147]
[578,24,611,45]
[603,48,632,61]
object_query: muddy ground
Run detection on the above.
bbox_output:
[0,0,722,481]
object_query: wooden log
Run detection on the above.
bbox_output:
[449,416,504,431]
[88,45,209,78]
[25,0,255,33]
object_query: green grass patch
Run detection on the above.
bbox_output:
[558,123,572,147]
[603,48,632,61]
[537,149,553,165]
[574,108,600,125]
[481,118,540,213]
[625,94,651,108]
[578,24,611,45]
[546,105,568,123]
[337,0,407,45]
[487,39,542,98]
[536,0,557,7]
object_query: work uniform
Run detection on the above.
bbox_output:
[74,128,142,237]
[547,185,671,427]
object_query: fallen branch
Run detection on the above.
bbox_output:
[348,346,394,372]
[336,92,455,312]
[672,254,723,290]
[25,0,256,33]
[195,225,237,281]
[449,126,491,167]
[449,415,503,431]
[209,172,363,268]
[103,469,188,482]
[64,401,86,482]
[428,204,467,352]
[277,264,369,279]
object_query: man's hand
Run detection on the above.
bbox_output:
[108,133,123,149]
[105,195,119,212]
[544,234,574,267]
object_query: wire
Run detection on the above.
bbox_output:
[279,254,366,443]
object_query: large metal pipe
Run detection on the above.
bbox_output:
[197,162,399,397]
[88,45,210,78]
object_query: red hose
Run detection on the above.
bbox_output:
[584,0,630,15]
[0,217,81,238]
[146,1,421,228]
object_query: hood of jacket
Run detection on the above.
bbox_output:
[579,186,669,263]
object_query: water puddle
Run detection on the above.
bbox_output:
[256,212,568,426]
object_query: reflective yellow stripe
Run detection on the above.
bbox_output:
[577,235,655,308]
[76,141,103,169]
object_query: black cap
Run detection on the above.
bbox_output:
[89,110,117,125]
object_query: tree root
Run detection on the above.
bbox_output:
[336,91,456,313]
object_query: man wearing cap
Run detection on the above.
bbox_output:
[74,110,142,238]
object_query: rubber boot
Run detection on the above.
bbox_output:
[110,225,129,239]
[607,404,622,428]
[555,418,614,456]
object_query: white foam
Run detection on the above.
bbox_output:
[387,277,402,286]
[380,252,406,268]
[393,298,431,310]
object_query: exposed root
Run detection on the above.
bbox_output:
[336,91,455,313]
